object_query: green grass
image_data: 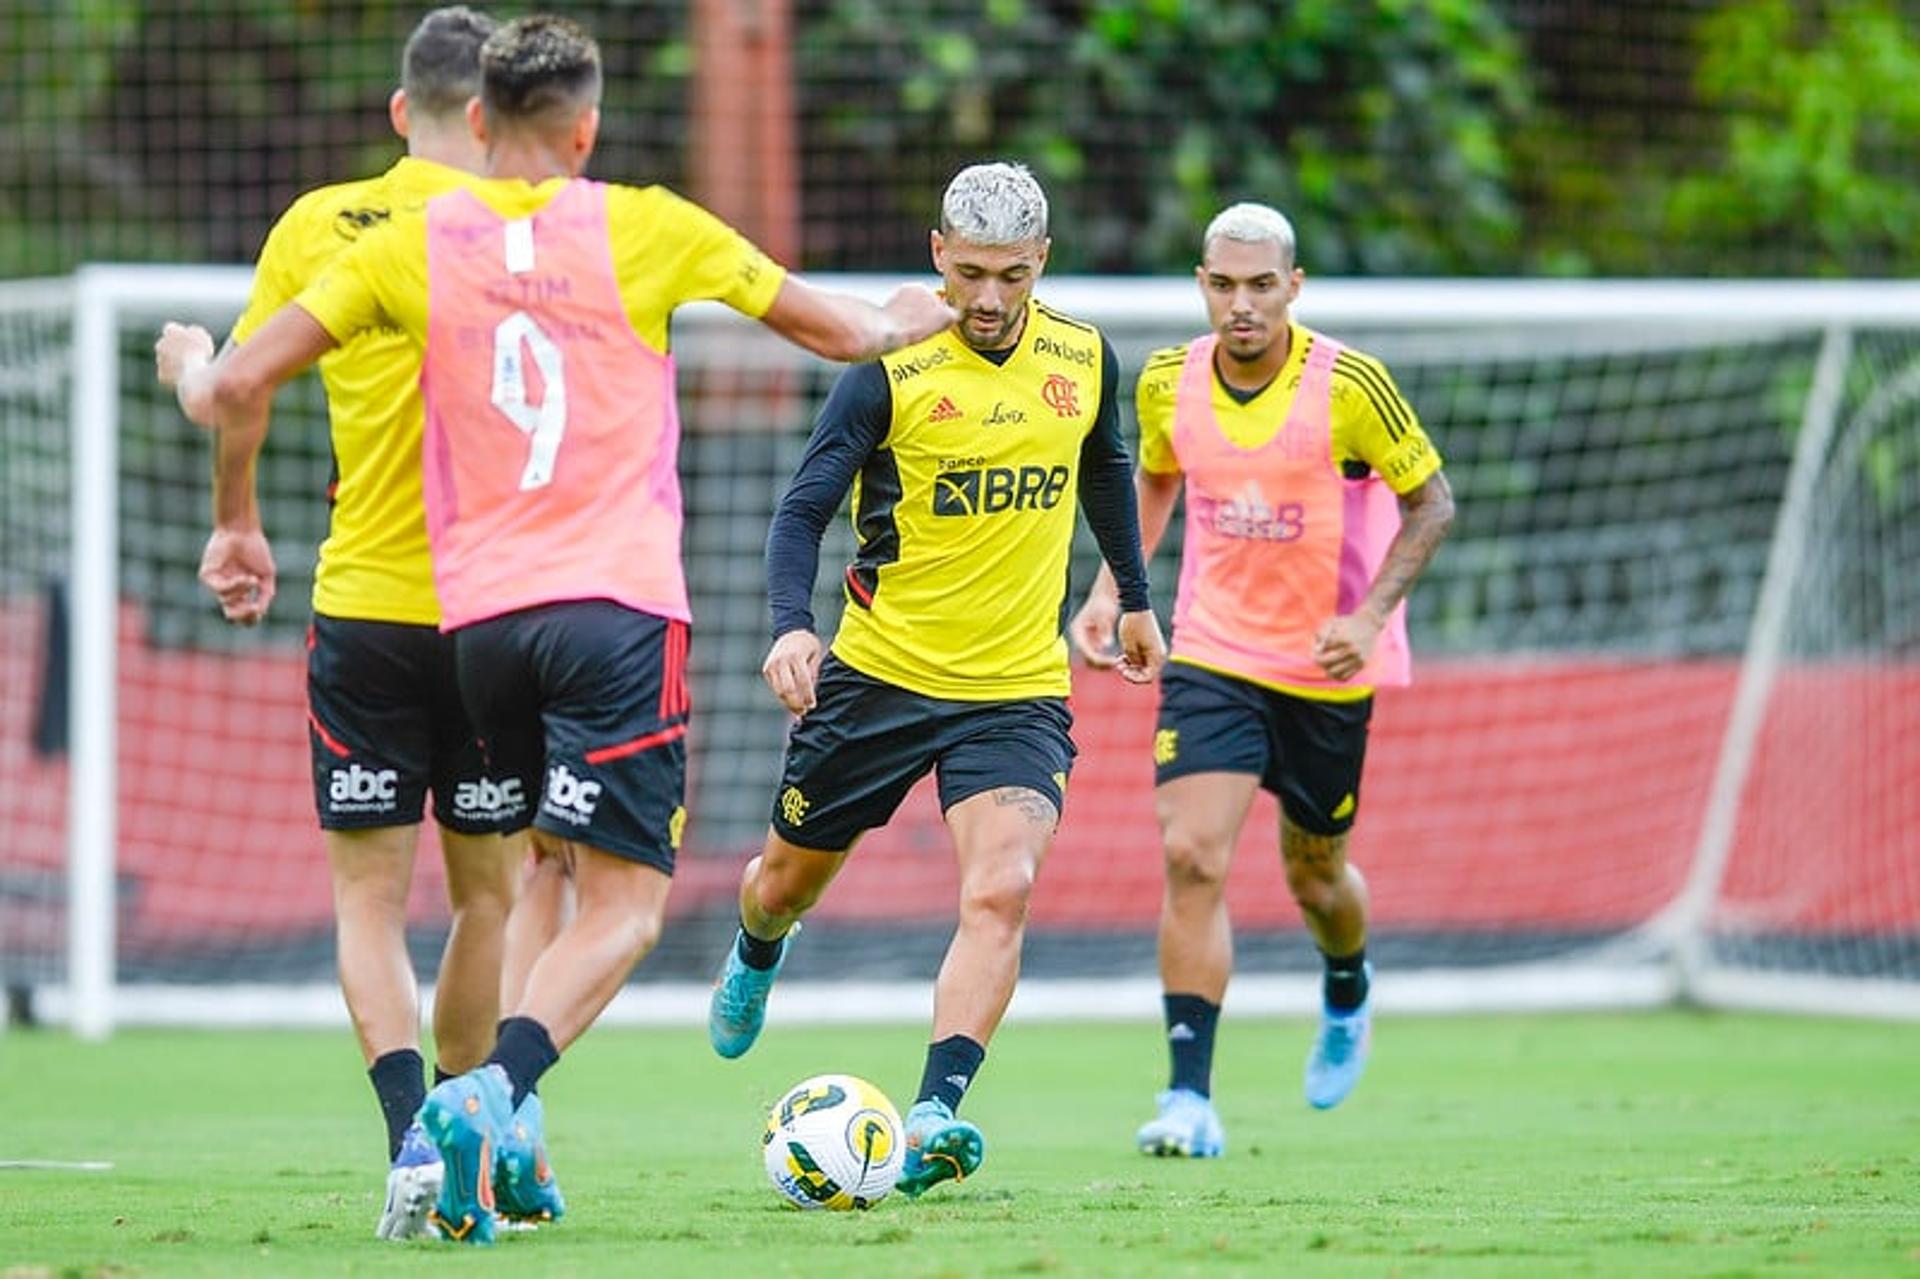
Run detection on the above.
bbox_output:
[2,1012,1917,1277]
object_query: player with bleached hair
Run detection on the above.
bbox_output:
[706,161,1166,1198]
[167,13,955,1244]
[1072,201,1454,1156]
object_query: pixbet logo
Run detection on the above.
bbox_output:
[453,777,527,818]
[543,763,603,824]
[328,763,398,812]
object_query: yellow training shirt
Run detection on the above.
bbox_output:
[232,156,472,624]
[829,301,1110,700]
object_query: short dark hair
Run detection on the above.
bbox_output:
[401,6,496,120]
[480,15,602,132]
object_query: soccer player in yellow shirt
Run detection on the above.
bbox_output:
[155,8,527,1239]
[1072,203,1454,1156]
[168,14,954,1244]
[707,162,1167,1198]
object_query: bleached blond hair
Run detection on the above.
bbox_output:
[940,162,1049,246]
[1202,202,1297,267]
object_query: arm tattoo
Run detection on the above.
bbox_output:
[1363,470,1455,620]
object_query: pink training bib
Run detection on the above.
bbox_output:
[421,179,689,630]
[1170,332,1411,690]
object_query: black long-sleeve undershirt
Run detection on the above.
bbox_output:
[766,336,1151,638]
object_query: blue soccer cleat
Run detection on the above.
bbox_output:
[895,1098,985,1199]
[1304,964,1374,1110]
[375,1122,444,1240]
[707,925,796,1060]
[1135,1087,1226,1158]
[417,1064,513,1244]
[495,1091,565,1224]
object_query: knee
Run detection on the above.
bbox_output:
[1286,867,1337,916]
[620,909,663,961]
[1283,849,1347,917]
[959,860,1036,930]
[748,853,831,921]
[584,896,661,964]
[1161,826,1229,894]
[751,875,821,920]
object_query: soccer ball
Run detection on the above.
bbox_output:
[762,1073,904,1210]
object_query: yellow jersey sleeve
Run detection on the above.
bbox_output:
[605,185,788,352]
[293,212,428,348]
[1329,346,1443,494]
[1134,344,1188,475]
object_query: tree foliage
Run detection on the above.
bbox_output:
[1663,0,1920,276]
[798,0,1530,273]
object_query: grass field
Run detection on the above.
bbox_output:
[2,1011,1916,1277]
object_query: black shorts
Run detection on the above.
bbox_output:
[306,614,518,834]
[455,600,690,874]
[1154,662,1373,835]
[771,653,1076,851]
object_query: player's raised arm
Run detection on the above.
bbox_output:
[758,275,957,364]
[203,304,338,511]
[154,323,223,425]
[185,303,338,624]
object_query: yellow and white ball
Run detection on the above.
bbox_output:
[762,1073,904,1210]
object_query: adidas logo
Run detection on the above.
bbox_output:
[927,395,962,423]
[1168,1022,1196,1042]
[943,1073,971,1090]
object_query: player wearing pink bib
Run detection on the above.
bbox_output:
[189,15,955,1244]
[1073,203,1454,1156]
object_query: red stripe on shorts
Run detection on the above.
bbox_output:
[584,721,688,766]
[658,620,689,720]
[306,709,351,759]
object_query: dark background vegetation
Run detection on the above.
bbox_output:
[4,1,1918,278]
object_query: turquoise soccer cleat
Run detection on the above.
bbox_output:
[1135,1087,1225,1158]
[495,1091,565,1224]
[417,1064,514,1244]
[375,1121,444,1240]
[707,925,796,1060]
[895,1098,985,1199]
[1304,963,1374,1110]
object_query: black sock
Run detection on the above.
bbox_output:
[487,1019,535,1095]
[1163,993,1220,1098]
[486,1016,559,1107]
[1322,946,1370,1012]
[916,1034,986,1114]
[736,919,787,971]
[368,1048,426,1162]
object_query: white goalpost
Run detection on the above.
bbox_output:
[5,268,1917,1035]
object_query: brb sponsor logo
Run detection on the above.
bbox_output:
[543,764,603,825]
[1206,482,1305,542]
[932,462,1070,517]
[452,777,528,822]
[328,763,399,814]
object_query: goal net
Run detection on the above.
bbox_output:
[5,270,1916,1033]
